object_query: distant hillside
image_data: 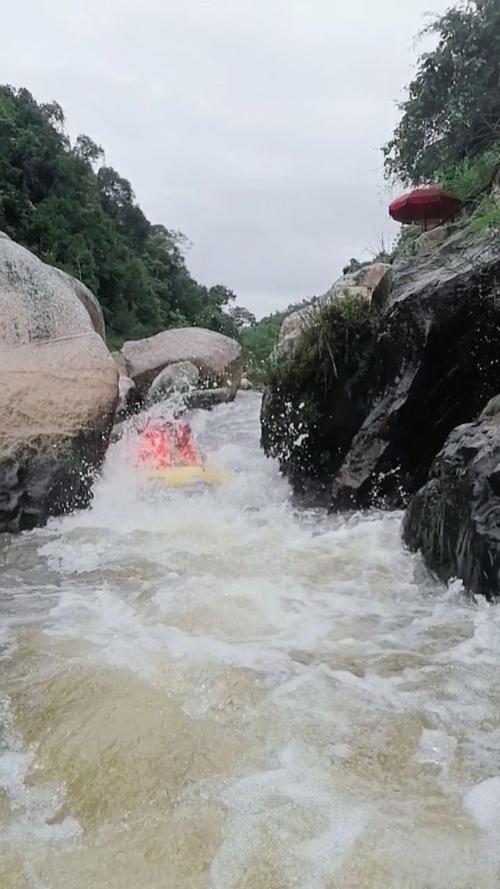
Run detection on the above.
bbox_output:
[0,85,240,347]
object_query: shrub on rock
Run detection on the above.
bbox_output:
[261,294,379,488]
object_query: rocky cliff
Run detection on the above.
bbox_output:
[331,225,500,509]
[261,216,500,593]
[262,223,500,506]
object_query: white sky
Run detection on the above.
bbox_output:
[3,0,451,317]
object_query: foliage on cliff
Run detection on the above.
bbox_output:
[0,85,240,346]
[383,0,500,187]
[262,295,379,480]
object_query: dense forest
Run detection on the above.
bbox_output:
[0,85,242,347]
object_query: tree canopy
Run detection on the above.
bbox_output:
[0,85,240,346]
[383,0,500,185]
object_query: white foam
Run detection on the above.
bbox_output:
[0,695,82,860]
[208,742,368,889]
[465,776,500,834]
[3,393,500,885]
[414,728,458,779]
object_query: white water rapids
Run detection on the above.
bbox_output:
[1,392,500,888]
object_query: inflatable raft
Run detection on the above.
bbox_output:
[146,464,235,488]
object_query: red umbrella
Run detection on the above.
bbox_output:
[389,186,462,229]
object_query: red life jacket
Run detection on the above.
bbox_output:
[136,421,198,469]
[173,421,198,463]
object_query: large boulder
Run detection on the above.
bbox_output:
[403,404,500,599]
[54,268,106,339]
[0,237,118,532]
[147,361,200,406]
[321,262,393,308]
[119,327,243,399]
[276,305,315,354]
[414,223,454,255]
[275,262,392,355]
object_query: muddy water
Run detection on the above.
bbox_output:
[1,393,500,888]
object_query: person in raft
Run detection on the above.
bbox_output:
[136,414,200,470]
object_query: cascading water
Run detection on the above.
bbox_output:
[1,392,500,888]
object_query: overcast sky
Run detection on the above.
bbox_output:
[3,0,451,317]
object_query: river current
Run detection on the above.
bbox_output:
[1,392,500,888]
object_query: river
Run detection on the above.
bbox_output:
[1,392,500,888]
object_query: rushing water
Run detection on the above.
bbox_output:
[1,393,500,888]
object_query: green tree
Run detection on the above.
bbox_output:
[229,305,256,329]
[383,0,500,184]
[73,134,103,165]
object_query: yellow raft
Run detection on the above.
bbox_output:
[147,464,235,488]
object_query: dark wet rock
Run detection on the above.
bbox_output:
[330,226,500,509]
[186,386,233,409]
[403,411,500,599]
[262,223,500,510]
[110,421,127,444]
[0,437,112,533]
